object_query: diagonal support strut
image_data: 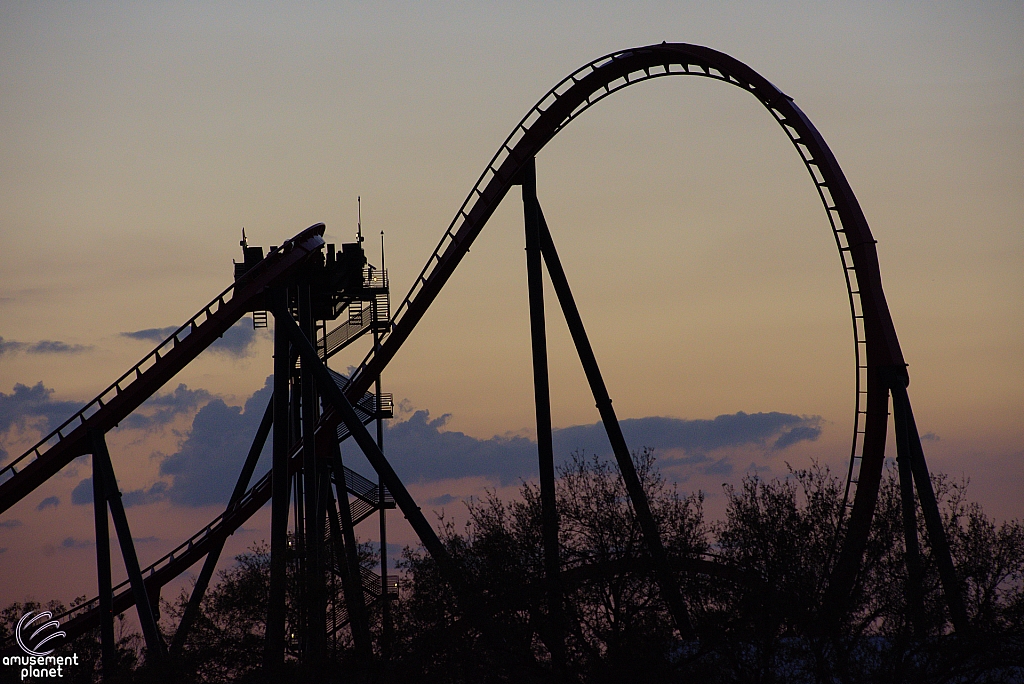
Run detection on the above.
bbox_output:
[534,204,695,638]
[521,157,568,667]
[90,431,166,661]
[890,380,969,632]
[171,398,274,653]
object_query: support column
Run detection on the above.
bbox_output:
[327,441,372,659]
[265,288,292,668]
[299,284,326,664]
[891,385,925,630]
[273,301,467,599]
[373,292,393,662]
[90,431,165,660]
[535,208,694,638]
[891,381,969,632]
[324,480,356,639]
[521,158,566,665]
[92,448,115,677]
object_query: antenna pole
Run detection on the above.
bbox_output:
[357,196,364,244]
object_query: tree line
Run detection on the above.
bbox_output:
[3,450,1022,682]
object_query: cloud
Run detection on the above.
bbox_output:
[425,493,458,507]
[37,496,59,511]
[376,410,822,486]
[26,340,91,354]
[122,319,258,358]
[55,367,821,508]
[157,375,273,506]
[0,337,26,356]
[0,519,23,529]
[0,382,82,435]
[209,322,258,357]
[70,478,92,506]
[773,425,823,449]
[121,326,179,343]
[921,432,940,442]
[552,412,821,458]
[122,482,168,507]
[379,410,536,485]
[71,477,169,509]
[0,377,211,454]
[60,537,93,550]
[68,377,270,509]
[702,458,734,476]
[119,383,212,431]
[0,337,90,356]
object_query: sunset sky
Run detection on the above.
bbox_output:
[1,2,1021,611]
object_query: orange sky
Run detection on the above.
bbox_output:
[1,2,1021,610]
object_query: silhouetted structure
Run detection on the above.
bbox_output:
[0,43,965,675]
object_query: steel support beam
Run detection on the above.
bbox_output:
[171,398,274,653]
[534,206,694,638]
[299,284,326,664]
[265,288,292,669]
[521,158,566,665]
[325,471,366,651]
[892,388,925,630]
[373,293,393,661]
[89,431,165,660]
[92,447,115,677]
[891,381,969,632]
[272,301,469,601]
[327,443,372,659]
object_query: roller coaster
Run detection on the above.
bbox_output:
[0,43,965,674]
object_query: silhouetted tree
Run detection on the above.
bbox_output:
[391,451,1024,683]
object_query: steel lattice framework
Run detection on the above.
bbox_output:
[0,43,965,674]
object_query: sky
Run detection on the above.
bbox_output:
[0,2,1021,611]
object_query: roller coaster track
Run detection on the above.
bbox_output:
[1,43,961,657]
[0,224,327,514]
[343,43,912,613]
